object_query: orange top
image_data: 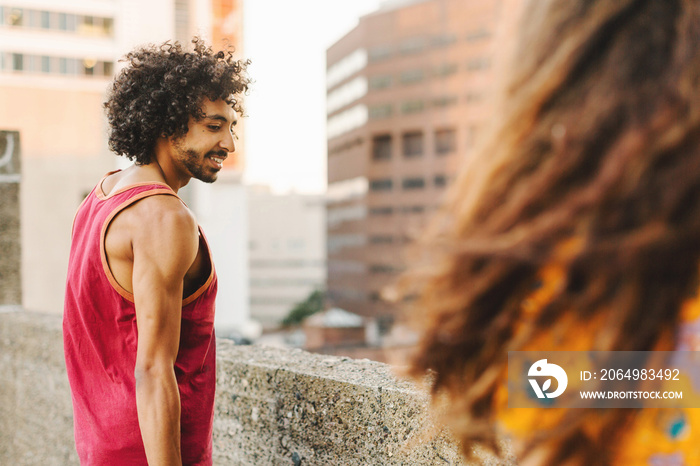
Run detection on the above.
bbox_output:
[495,261,700,464]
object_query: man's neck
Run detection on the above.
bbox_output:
[150,139,192,192]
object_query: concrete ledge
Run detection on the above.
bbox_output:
[0,311,513,465]
[0,310,75,465]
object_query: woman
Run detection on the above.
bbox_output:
[406,0,700,464]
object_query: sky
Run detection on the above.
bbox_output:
[242,0,382,194]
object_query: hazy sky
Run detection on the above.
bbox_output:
[242,0,381,193]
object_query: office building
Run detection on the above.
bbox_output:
[325,0,503,341]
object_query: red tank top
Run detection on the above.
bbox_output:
[63,173,217,465]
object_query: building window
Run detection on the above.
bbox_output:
[377,315,395,335]
[402,205,426,213]
[27,9,40,28]
[6,52,113,78]
[40,10,50,28]
[466,57,490,71]
[432,34,457,47]
[372,134,392,161]
[432,96,458,108]
[369,104,393,119]
[435,129,456,155]
[401,100,424,114]
[369,235,394,244]
[434,63,458,77]
[402,131,423,158]
[434,175,447,187]
[59,57,77,75]
[2,7,113,37]
[41,55,50,73]
[103,17,114,35]
[400,69,424,84]
[60,13,77,31]
[368,46,392,63]
[400,38,426,55]
[402,178,425,190]
[370,179,393,192]
[369,206,393,216]
[369,75,392,90]
[26,55,40,72]
[12,53,23,71]
[369,264,395,274]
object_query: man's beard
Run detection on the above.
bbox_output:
[179,148,225,183]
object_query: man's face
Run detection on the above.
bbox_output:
[171,98,239,183]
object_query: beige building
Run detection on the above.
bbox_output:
[0,0,249,321]
[248,186,326,330]
[325,0,503,342]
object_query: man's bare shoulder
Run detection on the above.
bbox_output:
[125,195,199,279]
[126,195,197,240]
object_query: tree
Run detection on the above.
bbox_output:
[281,289,324,327]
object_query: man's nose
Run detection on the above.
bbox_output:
[221,131,235,152]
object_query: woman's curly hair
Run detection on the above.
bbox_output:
[104,37,250,165]
[403,0,700,464]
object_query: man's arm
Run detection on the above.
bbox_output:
[131,196,198,466]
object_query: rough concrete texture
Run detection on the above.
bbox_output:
[0,311,77,465]
[0,131,21,306]
[0,311,515,465]
[214,343,515,465]
[0,181,21,305]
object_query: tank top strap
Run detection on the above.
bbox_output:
[98,184,186,303]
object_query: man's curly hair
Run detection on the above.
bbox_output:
[104,37,250,165]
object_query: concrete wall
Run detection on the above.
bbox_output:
[0,310,515,465]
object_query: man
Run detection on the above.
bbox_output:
[63,38,249,465]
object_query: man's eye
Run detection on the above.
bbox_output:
[208,125,221,131]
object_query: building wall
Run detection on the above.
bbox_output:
[248,187,326,329]
[0,0,121,312]
[191,174,252,335]
[325,0,503,330]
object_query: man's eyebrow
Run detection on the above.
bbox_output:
[204,114,229,123]
[203,114,238,126]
